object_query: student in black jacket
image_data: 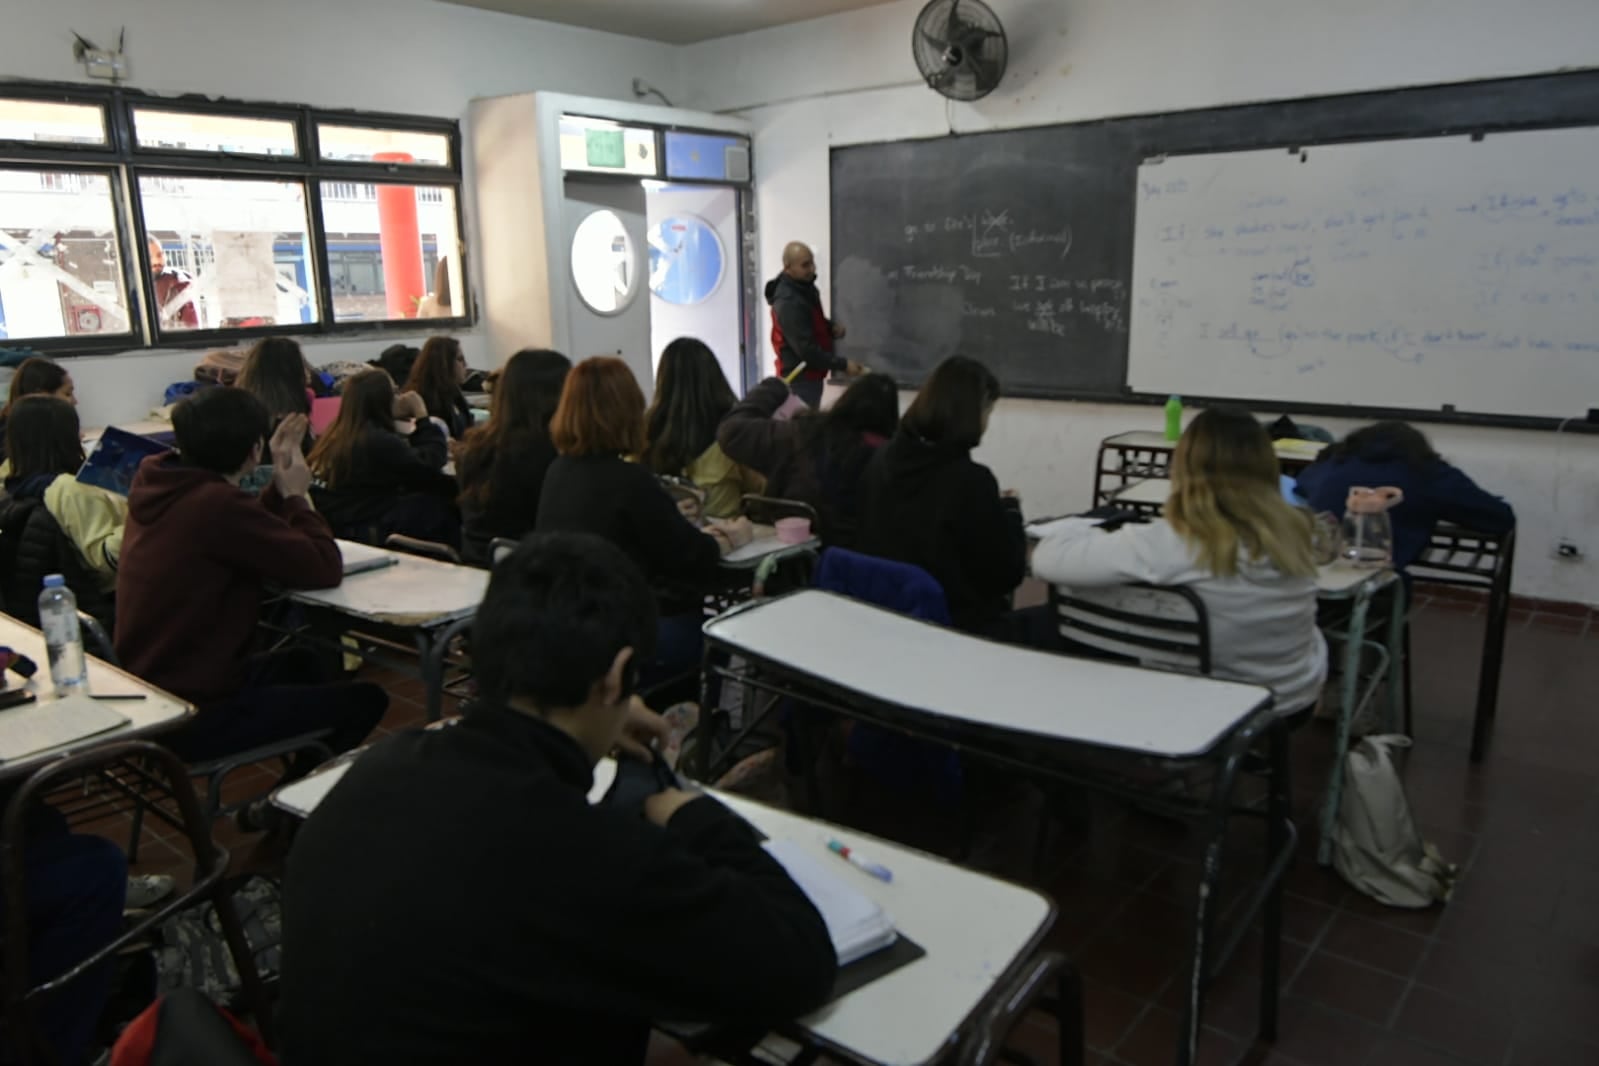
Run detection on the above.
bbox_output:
[858,355,1031,636]
[536,357,752,685]
[279,533,837,1066]
[718,373,900,547]
[404,335,474,440]
[456,347,571,566]
[308,369,459,546]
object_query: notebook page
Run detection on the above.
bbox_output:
[764,839,896,965]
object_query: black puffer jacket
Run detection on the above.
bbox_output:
[0,488,115,632]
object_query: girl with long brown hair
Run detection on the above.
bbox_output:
[404,336,473,440]
[308,369,459,545]
[1032,407,1326,713]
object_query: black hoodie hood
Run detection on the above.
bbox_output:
[765,271,818,306]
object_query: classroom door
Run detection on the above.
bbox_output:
[563,178,652,396]
[645,184,744,390]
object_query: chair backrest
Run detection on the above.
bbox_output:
[814,547,950,625]
[77,611,117,666]
[741,494,819,526]
[383,534,461,565]
[1049,583,1212,675]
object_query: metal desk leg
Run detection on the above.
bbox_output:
[1470,549,1513,763]
[1319,584,1373,866]
[1259,724,1289,1042]
[1178,746,1245,1066]
[1385,582,1408,735]
[418,616,474,723]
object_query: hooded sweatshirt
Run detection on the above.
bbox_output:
[115,454,342,703]
[1031,519,1328,715]
[856,430,1027,633]
[1295,445,1514,569]
[765,273,845,382]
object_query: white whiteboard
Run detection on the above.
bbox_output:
[1127,127,1599,418]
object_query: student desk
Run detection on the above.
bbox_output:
[273,752,1077,1066]
[285,542,489,721]
[694,590,1291,1066]
[0,615,193,784]
[1093,431,1323,511]
[720,525,821,571]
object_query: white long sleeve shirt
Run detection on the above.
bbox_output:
[1031,518,1326,715]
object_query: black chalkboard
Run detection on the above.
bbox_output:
[830,68,1599,404]
[831,125,1138,399]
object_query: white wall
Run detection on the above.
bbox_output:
[681,0,1599,604]
[1,0,682,429]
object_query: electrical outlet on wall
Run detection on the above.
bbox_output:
[1553,541,1584,562]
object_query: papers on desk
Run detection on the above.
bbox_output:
[764,839,898,966]
[274,759,353,817]
[338,541,398,577]
[0,694,129,762]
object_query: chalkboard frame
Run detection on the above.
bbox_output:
[829,66,1599,429]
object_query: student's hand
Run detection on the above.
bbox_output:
[707,516,755,550]
[393,391,428,421]
[274,444,314,499]
[643,788,702,827]
[831,322,848,340]
[269,414,309,469]
[613,696,671,762]
[844,359,865,376]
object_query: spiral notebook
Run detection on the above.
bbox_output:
[762,839,898,966]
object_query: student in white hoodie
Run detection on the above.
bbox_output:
[1032,408,1326,715]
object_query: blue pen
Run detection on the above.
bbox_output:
[826,838,893,883]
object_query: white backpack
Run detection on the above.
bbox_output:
[1332,734,1458,907]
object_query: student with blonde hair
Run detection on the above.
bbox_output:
[1032,407,1326,714]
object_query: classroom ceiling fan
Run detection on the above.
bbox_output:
[912,0,1009,102]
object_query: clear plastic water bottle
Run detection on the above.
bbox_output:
[38,575,88,693]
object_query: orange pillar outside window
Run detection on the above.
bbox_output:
[373,152,426,318]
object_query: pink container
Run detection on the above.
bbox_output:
[775,517,813,544]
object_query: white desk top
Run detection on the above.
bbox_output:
[1315,562,1398,597]
[1109,478,1169,507]
[0,615,193,781]
[288,541,489,628]
[276,750,1052,1066]
[721,527,822,570]
[704,590,1272,758]
[719,790,1052,1065]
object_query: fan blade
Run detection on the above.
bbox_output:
[920,24,953,53]
[953,24,1003,54]
[946,0,962,43]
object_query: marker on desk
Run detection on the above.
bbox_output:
[783,361,808,385]
[826,837,893,883]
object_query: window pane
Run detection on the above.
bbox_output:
[0,98,107,146]
[320,182,462,322]
[318,125,450,167]
[132,109,298,157]
[0,169,129,341]
[137,175,319,330]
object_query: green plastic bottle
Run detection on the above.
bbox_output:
[1164,395,1183,441]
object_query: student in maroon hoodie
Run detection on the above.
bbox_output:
[116,387,387,775]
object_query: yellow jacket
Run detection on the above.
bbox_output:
[684,442,765,519]
[43,475,126,592]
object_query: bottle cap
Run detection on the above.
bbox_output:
[42,575,65,589]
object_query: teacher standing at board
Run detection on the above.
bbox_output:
[765,241,864,407]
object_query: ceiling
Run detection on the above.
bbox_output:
[439,0,902,45]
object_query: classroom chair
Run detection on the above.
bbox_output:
[77,625,335,863]
[1048,583,1212,673]
[2,741,276,1062]
[740,494,819,527]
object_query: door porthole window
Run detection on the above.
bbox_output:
[571,209,637,315]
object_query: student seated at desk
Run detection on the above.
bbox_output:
[116,389,387,773]
[308,369,460,547]
[718,373,900,547]
[1295,420,1515,569]
[0,396,123,631]
[641,337,763,519]
[1032,408,1327,714]
[403,335,474,441]
[536,357,753,685]
[856,356,1030,638]
[455,348,571,566]
[279,533,836,1065]
[0,357,76,470]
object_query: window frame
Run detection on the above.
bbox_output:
[0,82,469,357]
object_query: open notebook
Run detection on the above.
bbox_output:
[763,839,898,966]
[338,541,398,577]
[0,694,129,762]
